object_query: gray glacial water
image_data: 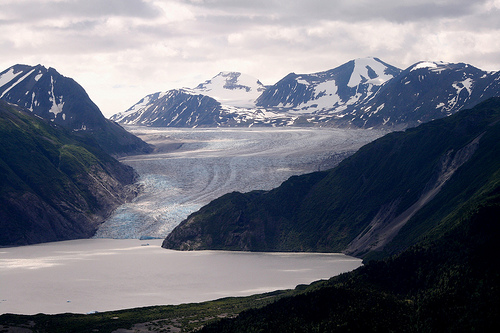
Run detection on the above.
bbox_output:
[0,239,362,314]
[95,127,385,239]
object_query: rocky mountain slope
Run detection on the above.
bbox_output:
[163,98,500,260]
[110,71,280,127]
[112,58,500,129]
[110,89,225,127]
[255,57,400,114]
[336,61,500,128]
[0,101,138,246]
[0,64,152,155]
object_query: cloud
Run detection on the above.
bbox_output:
[0,0,499,116]
[1,0,159,21]
[183,0,490,23]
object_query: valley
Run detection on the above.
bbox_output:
[95,127,385,239]
[1,56,498,331]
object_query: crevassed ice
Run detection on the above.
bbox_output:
[95,127,386,239]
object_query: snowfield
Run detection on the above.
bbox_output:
[94,127,385,239]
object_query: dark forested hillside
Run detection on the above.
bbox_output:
[0,101,138,246]
[1,157,497,330]
[163,98,500,261]
[199,184,500,332]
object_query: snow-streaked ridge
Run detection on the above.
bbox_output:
[111,58,500,129]
[0,68,36,99]
[112,72,267,123]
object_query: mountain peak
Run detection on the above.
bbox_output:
[409,61,453,72]
[348,57,398,87]
[191,71,266,107]
[0,63,152,154]
[217,71,242,78]
[112,58,500,129]
[255,57,402,113]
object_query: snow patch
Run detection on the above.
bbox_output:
[348,58,394,88]
[411,62,438,71]
[48,76,64,116]
[459,78,473,96]
[0,68,22,88]
[452,78,474,98]
[373,103,385,114]
[410,61,450,72]
[192,72,265,108]
[0,68,36,99]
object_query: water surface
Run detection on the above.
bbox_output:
[0,239,362,315]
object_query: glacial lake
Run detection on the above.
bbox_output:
[0,239,362,315]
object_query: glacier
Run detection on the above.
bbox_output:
[94,127,385,239]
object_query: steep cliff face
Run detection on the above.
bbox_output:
[0,101,138,246]
[163,98,500,258]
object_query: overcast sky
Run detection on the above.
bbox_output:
[1,0,499,117]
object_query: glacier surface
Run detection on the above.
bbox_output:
[94,127,385,239]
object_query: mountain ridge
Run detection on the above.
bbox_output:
[111,57,500,129]
[0,64,152,155]
[336,61,500,128]
[255,57,401,113]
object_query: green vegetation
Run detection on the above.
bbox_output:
[0,290,294,333]
[0,101,136,246]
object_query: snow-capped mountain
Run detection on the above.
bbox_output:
[334,61,500,128]
[0,64,105,131]
[256,57,401,114]
[111,89,225,127]
[111,72,278,127]
[0,64,151,154]
[192,71,266,108]
[112,58,500,129]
